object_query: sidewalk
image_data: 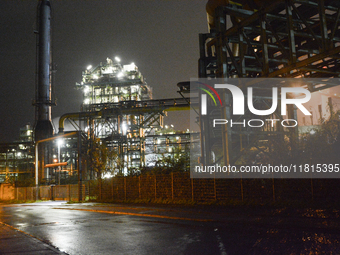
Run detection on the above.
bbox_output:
[0,222,66,255]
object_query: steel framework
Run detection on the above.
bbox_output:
[60,58,194,174]
[199,0,340,165]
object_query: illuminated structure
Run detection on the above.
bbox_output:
[0,124,34,183]
[197,0,340,166]
[59,57,194,175]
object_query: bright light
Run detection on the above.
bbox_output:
[84,99,90,104]
[122,123,127,133]
[123,63,136,72]
[57,139,64,146]
[310,130,316,135]
[93,74,99,80]
[117,72,124,78]
[115,56,121,62]
[103,172,113,179]
[87,65,92,70]
[84,86,90,93]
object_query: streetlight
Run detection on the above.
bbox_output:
[35,132,77,201]
[57,139,64,185]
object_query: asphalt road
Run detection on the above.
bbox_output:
[1,202,340,254]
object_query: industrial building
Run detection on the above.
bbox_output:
[0,57,196,183]
[1,0,340,184]
[60,57,196,177]
[197,0,340,166]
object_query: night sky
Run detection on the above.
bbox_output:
[0,0,208,143]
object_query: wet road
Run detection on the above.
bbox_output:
[1,202,340,254]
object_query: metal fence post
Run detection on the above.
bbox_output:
[139,176,141,199]
[171,172,174,200]
[272,178,276,202]
[240,178,244,202]
[124,177,126,201]
[191,178,194,202]
[214,176,217,201]
[154,175,157,200]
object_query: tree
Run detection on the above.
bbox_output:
[149,146,190,174]
[87,138,116,199]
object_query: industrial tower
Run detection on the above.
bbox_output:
[58,57,195,176]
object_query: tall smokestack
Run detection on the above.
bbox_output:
[34,0,55,182]
[34,0,54,141]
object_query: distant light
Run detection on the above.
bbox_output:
[84,99,90,104]
[115,56,121,62]
[122,123,127,133]
[87,65,92,70]
[93,74,99,79]
[57,139,64,146]
[84,86,90,93]
[310,130,316,135]
[171,124,174,128]
[103,172,113,179]
[165,125,168,129]
[117,72,124,78]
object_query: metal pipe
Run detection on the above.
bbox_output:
[35,132,78,200]
[58,112,103,134]
[34,0,54,141]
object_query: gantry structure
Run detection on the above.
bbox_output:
[198,0,340,166]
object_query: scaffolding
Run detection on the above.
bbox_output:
[63,58,195,175]
[199,0,340,165]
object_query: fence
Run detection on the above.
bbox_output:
[0,184,85,202]
[1,175,339,204]
[87,173,340,204]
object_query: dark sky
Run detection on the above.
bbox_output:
[0,0,208,143]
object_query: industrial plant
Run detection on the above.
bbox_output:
[1,0,340,192]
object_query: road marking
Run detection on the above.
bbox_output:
[53,207,213,222]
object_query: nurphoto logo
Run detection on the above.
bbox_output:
[197,80,312,128]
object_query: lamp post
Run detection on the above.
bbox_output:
[35,132,77,201]
[57,139,64,185]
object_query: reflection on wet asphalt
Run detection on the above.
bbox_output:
[1,202,340,255]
